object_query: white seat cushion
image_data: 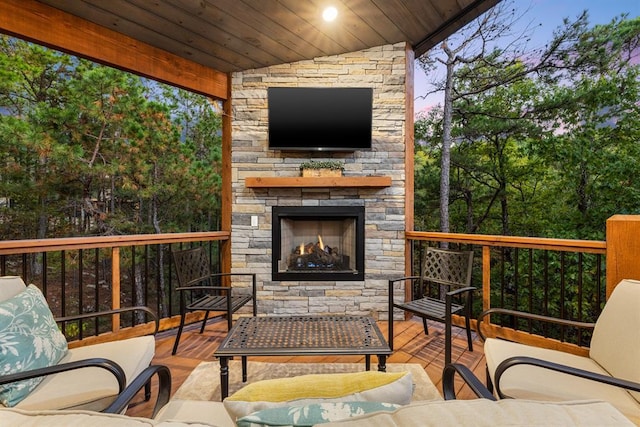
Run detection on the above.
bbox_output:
[0,407,220,426]
[0,276,27,301]
[14,336,156,411]
[320,399,634,426]
[154,400,235,427]
[484,337,640,423]
[589,279,640,404]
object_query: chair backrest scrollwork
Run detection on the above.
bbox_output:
[419,248,474,299]
[172,247,212,287]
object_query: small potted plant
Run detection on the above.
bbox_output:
[299,160,345,177]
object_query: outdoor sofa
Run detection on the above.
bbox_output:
[0,363,633,426]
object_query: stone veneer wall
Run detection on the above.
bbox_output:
[231,42,408,320]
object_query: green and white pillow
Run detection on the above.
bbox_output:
[224,370,413,420]
[237,401,401,427]
[0,284,68,406]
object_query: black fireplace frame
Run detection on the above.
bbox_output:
[272,206,365,281]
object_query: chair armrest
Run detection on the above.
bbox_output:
[175,285,227,292]
[0,358,126,394]
[56,306,159,335]
[388,276,421,302]
[476,308,596,341]
[388,276,420,285]
[442,363,496,400]
[495,356,640,399]
[103,365,171,418]
[445,286,476,297]
[181,273,257,294]
[210,272,256,279]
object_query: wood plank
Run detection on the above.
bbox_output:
[0,0,228,99]
[220,78,233,276]
[606,215,640,297]
[306,0,387,48]
[235,0,335,57]
[64,0,249,71]
[406,230,607,253]
[244,176,392,188]
[0,231,229,255]
[128,0,287,66]
[347,0,408,42]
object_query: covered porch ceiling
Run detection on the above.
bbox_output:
[30,0,498,74]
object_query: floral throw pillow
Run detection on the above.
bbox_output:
[236,401,401,427]
[224,371,413,420]
[0,284,68,406]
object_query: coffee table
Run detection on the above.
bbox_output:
[213,315,392,399]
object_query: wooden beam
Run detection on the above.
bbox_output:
[404,44,415,314]
[406,231,607,254]
[404,43,415,277]
[244,176,392,188]
[0,0,228,100]
[606,215,640,297]
[0,232,230,255]
[111,247,121,332]
[221,75,232,277]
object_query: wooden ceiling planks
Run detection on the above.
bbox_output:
[0,0,228,99]
[33,0,500,73]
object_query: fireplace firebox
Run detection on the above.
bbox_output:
[272,206,365,281]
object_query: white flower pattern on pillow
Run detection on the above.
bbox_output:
[238,401,400,426]
[0,285,68,406]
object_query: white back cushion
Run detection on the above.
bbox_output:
[0,276,27,302]
[590,279,640,403]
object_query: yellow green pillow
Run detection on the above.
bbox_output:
[223,371,413,420]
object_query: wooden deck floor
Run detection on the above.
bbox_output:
[126,316,486,418]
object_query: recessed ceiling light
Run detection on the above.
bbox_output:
[322,6,338,22]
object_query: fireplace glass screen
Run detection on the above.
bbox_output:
[272,206,364,281]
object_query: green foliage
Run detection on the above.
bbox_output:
[0,36,223,238]
[414,14,640,241]
[413,13,638,341]
[299,160,345,170]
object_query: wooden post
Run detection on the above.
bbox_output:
[112,247,121,332]
[606,215,640,298]
[220,74,232,286]
[403,44,415,316]
[482,245,491,311]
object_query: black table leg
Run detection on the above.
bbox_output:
[242,356,248,382]
[377,354,387,372]
[365,354,371,370]
[219,356,229,400]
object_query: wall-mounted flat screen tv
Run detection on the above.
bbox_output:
[268,87,373,151]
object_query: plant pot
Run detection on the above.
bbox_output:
[301,168,343,177]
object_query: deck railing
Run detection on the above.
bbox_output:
[407,231,607,353]
[0,230,608,353]
[0,232,228,342]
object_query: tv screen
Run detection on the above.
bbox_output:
[268,87,372,151]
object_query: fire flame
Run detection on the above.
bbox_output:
[298,235,326,255]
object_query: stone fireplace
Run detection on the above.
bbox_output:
[230,42,411,318]
[272,206,365,282]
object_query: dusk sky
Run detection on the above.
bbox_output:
[414,0,640,114]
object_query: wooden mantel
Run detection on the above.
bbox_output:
[244,176,392,188]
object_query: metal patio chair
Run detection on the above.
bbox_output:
[171,247,257,355]
[388,247,475,364]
